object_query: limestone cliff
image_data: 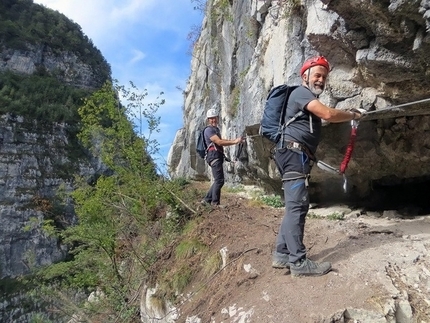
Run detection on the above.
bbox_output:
[0,1,110,279]
[0,114,103,279]
[0,1,112,319]
[168,0,430,200]
[0,43,104,90]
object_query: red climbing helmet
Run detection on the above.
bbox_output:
[300,56,330,75]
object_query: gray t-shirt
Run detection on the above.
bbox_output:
[283,85,321,154]
[204,126,223,154]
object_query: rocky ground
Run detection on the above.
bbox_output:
[176,183,430,323]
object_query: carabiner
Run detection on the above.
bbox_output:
[342,173,348,193]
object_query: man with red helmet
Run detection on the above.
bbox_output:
[271,56,364,276]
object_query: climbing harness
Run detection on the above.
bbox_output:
[281,140,316,161]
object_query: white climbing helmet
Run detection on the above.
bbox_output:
[206,108,219,118]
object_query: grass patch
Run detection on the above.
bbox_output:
[307,212,345,220]
[203,252,223,277]
[247,199,265,208]
[258,195,284,208]
[225,185,245,193]
[171,265,193,293]
[307,211,320,219]
[326,212,345,221]
[175,239,207,259]
[181,218,200,236]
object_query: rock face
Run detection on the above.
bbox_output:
[0,114,97,279]
[0,5,110,280]
[168,0,430,199]
[0,2,110,320]
[0,43,104,89]
[0,40,108,279]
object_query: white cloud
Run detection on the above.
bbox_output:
[129,50,146,65]
[110,0,155,22]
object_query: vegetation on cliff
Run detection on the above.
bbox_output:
[21,81,202,322]
[0,0,110,81]
[0,71,89,124]
[0,2,194,320]
[0,0,111,124]
[0,1,213,321]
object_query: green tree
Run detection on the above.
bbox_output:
[0,0,111,82]
[29,81,195,322]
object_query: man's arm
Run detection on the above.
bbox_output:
[210,135,243,146]
[306,99,360,122]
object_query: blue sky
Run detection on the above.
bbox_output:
[33,0,204,171]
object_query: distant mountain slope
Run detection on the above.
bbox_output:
[0,0,111,83]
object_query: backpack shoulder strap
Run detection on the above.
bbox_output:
[282,86,303,128]
[203,126,216,151]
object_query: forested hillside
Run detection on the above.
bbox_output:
[0,0,110,78]
[0,0,111,124]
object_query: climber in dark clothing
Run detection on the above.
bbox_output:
[271,56,365,276]
[202,108,244,206]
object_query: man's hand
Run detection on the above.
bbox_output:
[235,136,245,144]
[350,108,367,120]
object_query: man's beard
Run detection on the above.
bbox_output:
[309,82,324,96]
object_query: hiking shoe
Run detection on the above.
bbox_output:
[290,258,332,277]
[272,251,290,269]
[211,203,226,209]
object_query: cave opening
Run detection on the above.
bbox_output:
[364,176,430,215]
[309,176,430,216]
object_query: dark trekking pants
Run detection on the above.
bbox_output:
[204,159,225,205]
[274,148,311,263]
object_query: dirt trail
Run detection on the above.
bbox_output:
[179,183,430,323]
